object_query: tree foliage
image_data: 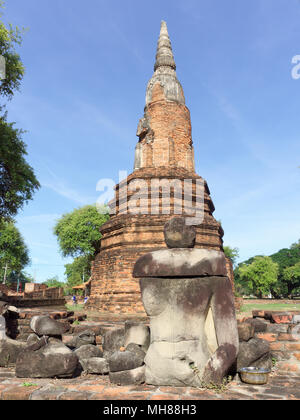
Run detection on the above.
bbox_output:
[291,240,300,249]
[0,220,29,281]
[0,112,40,220]
[43,276,65,289]
[0,2,39,221]
[223,246,239,266]
[237,256,279,298]
[64,255,91,294]
[53,205,109,258]
[282,262,300,296]
[270,243,300,297]
[54,205,109,293]
[234,239,300,298]
[0,2,25,100]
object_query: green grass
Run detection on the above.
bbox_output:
[65,304,84,312]
[22,382,38,387]
[240,303,300,313]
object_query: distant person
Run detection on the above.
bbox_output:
[84,296,89,305]
[72,295,77,305]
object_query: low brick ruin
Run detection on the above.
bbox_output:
[0,283,65,309]
[238,310,300,374]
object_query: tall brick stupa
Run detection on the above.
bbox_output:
[88,22,225,314]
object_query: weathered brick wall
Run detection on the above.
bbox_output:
[0,285,64,302]
[23,287,64,300]
[138,84,194,172]
[239,312,300,373]
[24,283,47,293]
[257,329,300,373]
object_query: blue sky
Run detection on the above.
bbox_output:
[2,0,300,282]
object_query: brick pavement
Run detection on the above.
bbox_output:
[0,368,299,400]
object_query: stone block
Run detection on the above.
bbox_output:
[64,330,96,349]
[0,338,27,366]
[109,365,145,385]
[30,316,70,336]
[74,344,103,360]
[237,338,270,371]
[238,323,255,342]
[124,322,150,351]
[164,217,196,248]
[79,357,109,375]
[15,340,78,378]
[246,318,268,333]
[103,327,125,358]
[108,348,145,372]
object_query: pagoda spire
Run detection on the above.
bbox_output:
[154,21,176,71]
[146,21,184,106]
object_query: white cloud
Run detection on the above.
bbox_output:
[42,181,95,205]
[41,165,96,205]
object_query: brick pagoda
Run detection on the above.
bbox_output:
[88,22,225,314]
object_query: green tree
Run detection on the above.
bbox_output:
[290,240,300,250]
[64,271,83,295]
[237,256,279,298]
[0,113,40,220]
[223,246,239,266]
[0,1,25,99]
[54,205,109,258]
[43,275,65,289]
[270,245,300,297]
[0,220,29,283]
[0,2,39,221]
[282,262,300,297]
[54,205,109,292]
[64,256,91,294]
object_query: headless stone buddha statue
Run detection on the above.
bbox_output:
[133,217,239,387]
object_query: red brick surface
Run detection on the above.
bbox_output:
[0,369,300,400]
